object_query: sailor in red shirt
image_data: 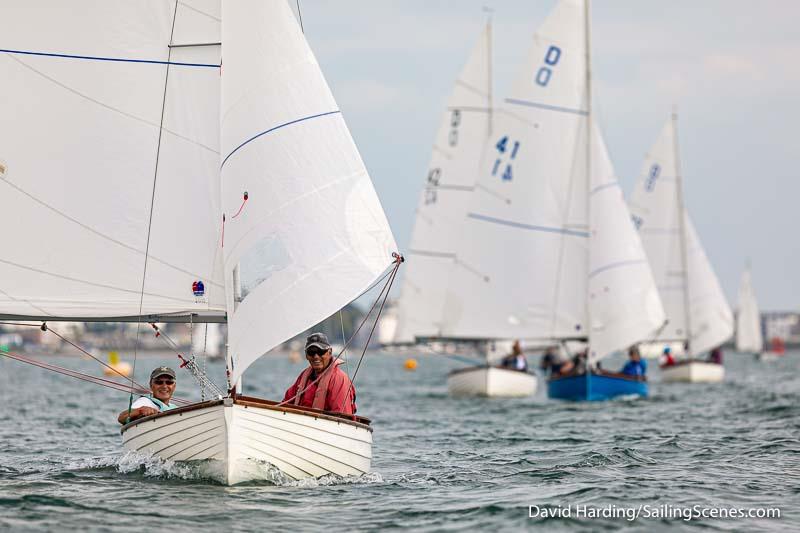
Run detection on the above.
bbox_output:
[283,332,356,415]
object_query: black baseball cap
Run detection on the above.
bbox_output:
[150,366,176,381]
[305,332,331,351]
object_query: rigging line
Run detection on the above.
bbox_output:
[0,350,192,405]
[6,55,219,155]
[230,192,249,219]
[129,0,180,421]
[295,0,305,33]
[0,48,218,68]
[339,309,350,379]
[278,255,403,409]
[44,324,148,391]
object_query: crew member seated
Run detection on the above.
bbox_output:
[621,346,647,378]
[499,340,529,372]
[661,346,676,366]
[540,346,573,376]
[708,346,723,364]
[117,367,177,424]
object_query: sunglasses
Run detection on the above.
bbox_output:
[306,347,329,358]
[153,379,175,385]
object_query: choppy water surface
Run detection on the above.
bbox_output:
[1,349,798,531]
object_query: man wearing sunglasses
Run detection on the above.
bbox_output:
[117,367,178,424]
[282,332,356,415]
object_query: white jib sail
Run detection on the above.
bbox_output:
[587,125,665,360]
[393,23,492,343]
[0,0,225,319]
[736,265,763,353]
[628,119,689,342]
[442,0,590,341]
[220,0,397,386]
[685,216,733,355]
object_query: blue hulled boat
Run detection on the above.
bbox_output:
[547,371,647,401]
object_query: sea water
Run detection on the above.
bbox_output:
[1,350,797,531]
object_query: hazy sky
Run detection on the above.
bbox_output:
[294,0,799,311]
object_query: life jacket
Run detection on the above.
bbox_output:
[293,360,346,411]
[146,395,176,411]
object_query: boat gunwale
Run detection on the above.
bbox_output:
[658,358,723,370]
[547,370,647,384]
[120,396,372,434]
[447,365,536,378]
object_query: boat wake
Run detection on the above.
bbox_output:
[68,451,384,487]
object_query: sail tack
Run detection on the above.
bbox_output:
[0,1,225,320]
[393,23,492,343]
[220,0,397,385]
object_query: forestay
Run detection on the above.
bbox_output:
[736,266,763,353]
[393,23,492,343]
[0,0,224,320]
[220,0,397,386]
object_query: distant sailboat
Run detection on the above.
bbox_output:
[442,0,665,401]
[392,20,536,396]
[629,114,734,383]
[0,0,398,484]
[736,265,763,355]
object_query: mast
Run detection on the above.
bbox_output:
[584,0,593,360]
[672,108,693,350]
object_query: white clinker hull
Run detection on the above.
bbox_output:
[660,361,725,383]
[120,397,372,485]
[447,366,537,397]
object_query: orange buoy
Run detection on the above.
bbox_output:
[404,358,418,371]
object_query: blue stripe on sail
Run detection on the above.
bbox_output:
[505,98,588,116]
[0,48,219,68]
[588,259,648,279]
[221,111,341,169]
[590,181,619,195]
[467,213,589,237]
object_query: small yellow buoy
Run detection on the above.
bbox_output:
[103,351,133,377]
[404,358,418,371]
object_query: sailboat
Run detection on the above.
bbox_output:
[392,20,536,397]
[0,0,398,484]
[440,0,665,401]
[629,114,734,383]
[736,265,780,360]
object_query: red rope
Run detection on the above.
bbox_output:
[231,191,248,219]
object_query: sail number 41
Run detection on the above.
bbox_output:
[492,136,520,181]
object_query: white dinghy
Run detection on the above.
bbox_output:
[0,0,398,484]
[629,114,733,384]
[445,341,537,397]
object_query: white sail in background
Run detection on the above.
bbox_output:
[628,119,689,341]
[393,23,492,343]
[0,1,225,319]
[221,0,397,385]
[587,126,665,359]
[736,265,763,353]
[442,0,590,341]
[685,217,733,355]
[629,116,733,355]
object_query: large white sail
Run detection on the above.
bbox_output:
[393,23,492,343]
[0,1,225,320]
[628,119,689,341]
[685,216,733,355]
[587,126,665,359]
[442,0,590,341]
[220,0,397,385]
[736,265,763,353]
[629,116,733,355]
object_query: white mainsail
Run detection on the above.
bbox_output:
[629,116,733,356]
[736,265,763,353]
[0,0,225,320]
[442,0,664,359]
[221,0,397,386]
[393,23,492,343]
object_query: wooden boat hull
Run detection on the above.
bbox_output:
[660,360,724,383]
[547,372,648,401]
[120,396,372,485]
[447,366,537,397]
